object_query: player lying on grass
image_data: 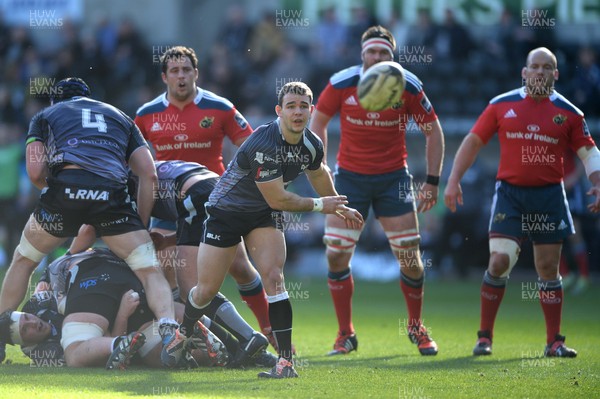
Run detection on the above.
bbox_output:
[0,77,182,366]
[135,46,277,353]
[0,247,275,369]
[70,161,276,365]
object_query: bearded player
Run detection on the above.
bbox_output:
[135,46,277,351]
[445,47,600,357]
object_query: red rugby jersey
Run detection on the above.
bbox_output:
[135,88,252,175]
[563,148,577,178]
[315,65,438,175]
[471,87,595,186]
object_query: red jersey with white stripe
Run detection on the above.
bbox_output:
[471,87,595,186]
[135,88,252,175]
[315,64,438,175]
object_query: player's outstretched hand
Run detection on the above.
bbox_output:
[320,195,349,213]
[334,207,364,229]
[320,196,364,229]
[587,185,600,213]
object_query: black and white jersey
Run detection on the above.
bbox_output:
[45,247,127,296]
[208,119,323,212]
[152,160,218,221]
[27,97,148,184]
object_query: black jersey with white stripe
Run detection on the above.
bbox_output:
[208,119,323,212]
[27,97,148,184]
[153,160,218,221]
[45,247,127,296]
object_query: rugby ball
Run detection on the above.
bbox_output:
[357,61,405,111]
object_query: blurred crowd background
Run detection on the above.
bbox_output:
[0,0,599,283]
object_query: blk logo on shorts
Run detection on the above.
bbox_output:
[206,232,221,241]
[64,188,109,201]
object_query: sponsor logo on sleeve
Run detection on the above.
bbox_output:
[582,119,590,136]
[254,152,264,164]
[234,111,248,129]
[420,95,432,113]
[255,167,278,179]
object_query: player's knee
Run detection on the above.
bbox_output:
[64,349,87,368]
[489,238,520,278]
[488,254,510,277]
[387,230,421,253]
[323,227,360,255]
[399,249,425,276]
[189,285,219,307]
[535,258,559,279]
[15,232,47,263]
[61,322,104,366]
[125,242,159,270]
[325,250,350,270]
[228,257,255,281]
[262,268,284,291]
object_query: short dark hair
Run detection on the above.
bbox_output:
[361,25,396,52]
[277,81,313,106]
[0,310,15,345]
[160,46,198,73]
[51,77,91,104]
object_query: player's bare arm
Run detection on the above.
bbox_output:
[308,110,333,164]
[419,119,445,213]
[111,289,140,337]
[305,165,364,228]
[444,133,484,213]
[232,136,249,147]
[129,147,158,227]
[305,163,337,196]
[576,144,600,213]
[256,176,347,212]
[26,141,49,190]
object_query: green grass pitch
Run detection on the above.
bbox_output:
[0,275,598,398]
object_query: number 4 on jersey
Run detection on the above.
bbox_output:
[82,108,107,132]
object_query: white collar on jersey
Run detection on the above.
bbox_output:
[520,86,558,101]
[275,118,285,140]
[161,87,204,107]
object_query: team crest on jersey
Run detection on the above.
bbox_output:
[493,213,506,223]
[200,116,214,128]
[552,114,566,125]
[391,100,403,110]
